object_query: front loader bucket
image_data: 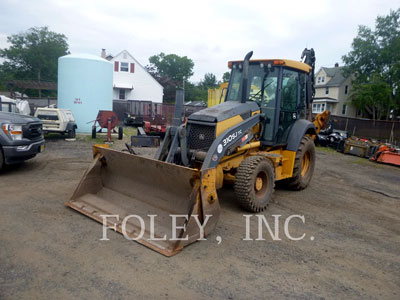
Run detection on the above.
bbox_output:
[66,146,220,256]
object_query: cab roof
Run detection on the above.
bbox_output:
[228,59,312,73]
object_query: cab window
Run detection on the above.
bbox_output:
[281,69,299,111]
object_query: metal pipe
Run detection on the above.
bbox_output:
[241,51,253,103]
[173,89,184,126]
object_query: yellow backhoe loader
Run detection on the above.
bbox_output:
[66,49,329,256]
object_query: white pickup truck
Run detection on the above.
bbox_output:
[34,108,77,138]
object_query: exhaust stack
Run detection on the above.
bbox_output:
[241,51,253,103]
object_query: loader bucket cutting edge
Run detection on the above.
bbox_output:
[66,146,220,256]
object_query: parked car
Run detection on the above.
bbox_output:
[0,111,45,169]
[34,108,77,138]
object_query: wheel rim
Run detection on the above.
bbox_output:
[301,151,311,177]
[254,171,268,197]
[255,177,263,191]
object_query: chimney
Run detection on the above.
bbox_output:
[334,62,339,67]
[101,49,106,58]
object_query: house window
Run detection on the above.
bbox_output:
[120,62,129,72]
[342,104,347,115]
[325,87,329,95]
[317,76,325,84]
[119,89,126,100]
[312,103,325,113]
[345,85,348,95]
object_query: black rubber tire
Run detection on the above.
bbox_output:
[279,135,316,190]
[67,128,76,139]
[0,146,4,170]
[234,156,275,212]
[92,126,96,139]
[118,126,123,140]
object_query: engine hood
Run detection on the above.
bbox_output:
[188,101,260,123]
[0,111,41,124]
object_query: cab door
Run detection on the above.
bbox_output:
[277,69,304,144]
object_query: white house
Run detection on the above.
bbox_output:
[313,63,357,117]
[102,49,164,103]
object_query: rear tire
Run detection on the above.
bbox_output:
[279,135,316,190]
[67,128,76,139]
[234,156,275,212]
[92,126,96,139]
[118,126,123,140]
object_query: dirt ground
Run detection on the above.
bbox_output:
[0,133,399,300]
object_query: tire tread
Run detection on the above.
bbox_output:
[234,156,275,212]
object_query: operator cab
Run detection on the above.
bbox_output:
[226,59,312,146]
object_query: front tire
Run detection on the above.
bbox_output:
[280,135,316,190]
[234,156,275,212]
[0,146,4,170]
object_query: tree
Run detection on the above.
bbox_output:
[222,71,231,83]
[147,52,194,83]
[146,52,194,102]
[342,9,400,120]
[351,74,393,120]
[0,27,69,86]
[200,73,218,89]
[185,81,208,102]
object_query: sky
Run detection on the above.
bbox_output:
[0,0,398,82]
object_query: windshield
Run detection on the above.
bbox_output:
[226,64,279,108]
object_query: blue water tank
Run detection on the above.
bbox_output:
[58,54,113,133]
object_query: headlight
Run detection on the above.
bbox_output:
[2,124,23,141]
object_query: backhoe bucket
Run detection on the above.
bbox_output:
[66,146,220,256]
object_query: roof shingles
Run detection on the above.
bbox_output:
[317,66,346,87]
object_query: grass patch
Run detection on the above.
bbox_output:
[75,134,109,145]
[123,126,137,137]
[44,133,64,140]
[316,145,338,153]
[352,158,371,165]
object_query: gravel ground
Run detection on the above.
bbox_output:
[0,134,399,300]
